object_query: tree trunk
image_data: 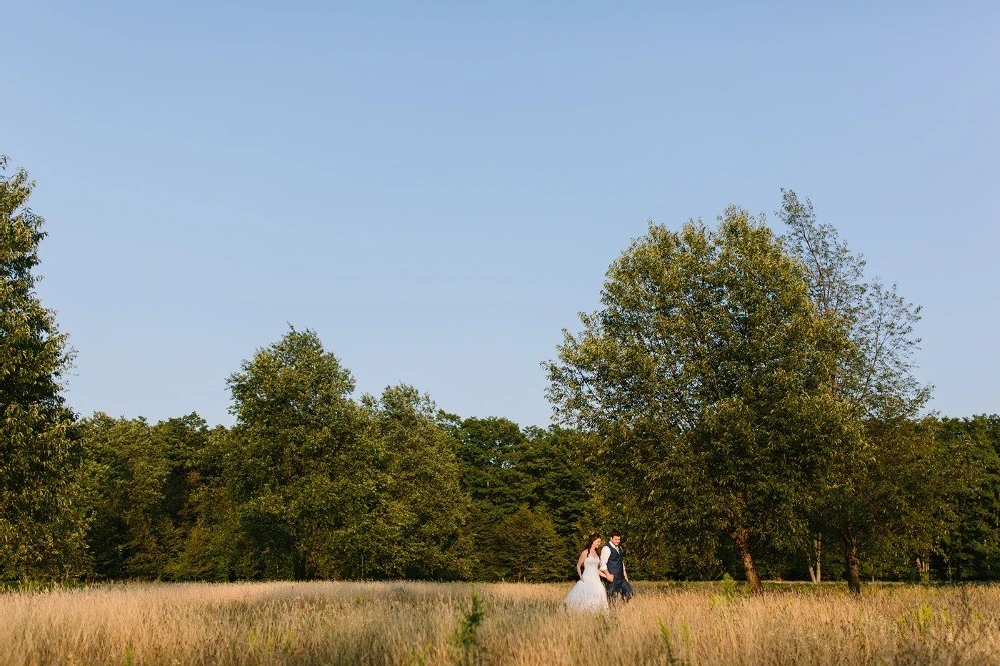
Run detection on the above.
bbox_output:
[845,540,861,595]
[915,554,930,583]
[733,528,763,595]
[807,532,822,583]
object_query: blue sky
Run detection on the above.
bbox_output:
[4,2,998,427]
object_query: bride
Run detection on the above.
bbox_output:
[564,534,613,611]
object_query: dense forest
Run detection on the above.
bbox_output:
[3,155,1000,593]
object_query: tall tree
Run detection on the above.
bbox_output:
[450,416,532,580]
[0,155,89,581]
[927,416,1000,581]
[447,418,593,580]
[149,413,214,575]
[520,426,596,566]
[363,384,473,580]
[822,417,945,588]
[80,413,218,580]
[485,504,570,582]
[779,190,929,421]
[224,327,390,579]
[167,424,238,581]
[779,190,932,593]
[78,414,171,579]
[547,207,852,594]
[453,417,531,522]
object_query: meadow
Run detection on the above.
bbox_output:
[3,580,999,665]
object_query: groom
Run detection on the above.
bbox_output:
[599,531,633,602]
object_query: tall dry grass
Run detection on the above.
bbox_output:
[2,580,999,665]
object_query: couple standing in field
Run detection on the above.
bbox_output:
[563,531,633,612]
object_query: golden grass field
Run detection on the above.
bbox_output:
[3,580,1000,665]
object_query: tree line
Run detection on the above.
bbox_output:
[3,155,1000,592]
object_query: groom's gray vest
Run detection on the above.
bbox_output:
[606,545,624,578]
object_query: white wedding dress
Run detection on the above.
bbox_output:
[563,555,609,611]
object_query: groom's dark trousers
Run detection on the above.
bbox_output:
[606,577,633,602]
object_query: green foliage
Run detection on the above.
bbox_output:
[79,414,171,578]
[480,504,569,582]
[718,572,738,598]
[547,207,856,592]
[520,427,594,552]
[8,167,996,588]
[451,592,486,666]
[779,191,933,592]
[926,416,1000,581]
[780,190,929,422]
[67,327,595,583]
[223,327,388,579]
[363,384,474,579]
[77,412,225,581]
[150,414,212,528]
[449,418,598,581]
[0,155,89,581]
[452,417,531,522]
[657,618,690,666]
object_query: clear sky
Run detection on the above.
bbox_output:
[4,1,998,428]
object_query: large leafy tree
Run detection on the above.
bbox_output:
[450,416,531,580]
[486,504,570,582]
[149,413,215,574]
[0,155,89,580]
[779,191,929,423]
[823,417,947,587]
[224,327,390,579]
[167,424,238,581]
[78,414,171,578]
[362,384,473,580]
[520,426,596,567]
[452,417,532,522]
[547,207,853,594]
[447,418,595,580]
[927,415,1000,581]
[78,412,219,580]
[779,190,932,593]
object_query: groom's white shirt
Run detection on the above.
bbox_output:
[599,542,619,572]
